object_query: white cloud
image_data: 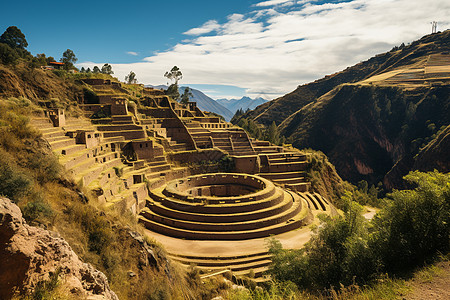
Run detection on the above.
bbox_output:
[126,51,138,56]
[254,0,295,7]
[184,20,221,35]
[79,0,450,99]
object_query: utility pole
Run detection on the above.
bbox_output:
[431,21,437,34]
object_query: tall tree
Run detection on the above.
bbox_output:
[164,66,183,101]
[60,49,77,70]
[93,66,101,73]
[125,71,137,84]
[0,26,28,49]
[101,63,114,74]
[0,43,19,65]
[166,84,180,101]
[268,121,280,145]
[180,87,193,104]
[164,66,182,85]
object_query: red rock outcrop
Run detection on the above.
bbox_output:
[0,197,118,299]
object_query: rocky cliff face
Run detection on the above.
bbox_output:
[279,84,450,185]
[384,124,450,189]
[0,197,118,299]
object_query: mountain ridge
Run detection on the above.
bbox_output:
[216,96,268,114]
[240,30,450,127]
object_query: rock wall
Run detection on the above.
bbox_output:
[0,197,118,300]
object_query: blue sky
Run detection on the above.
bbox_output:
[1,0,450,99]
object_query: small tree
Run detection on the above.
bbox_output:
[101,63,113,75]
[166,84,180,101]
[0,26,28,49]
[93,66,101,73]
[86,67,91,73]
[180,87,193,104]
[60,49,77,70]
[164,66,182,85]
[268,121,280,145]
[28,53,48,68]
[164,66,183,101]
[125,71,137,84]
[80,67,86,73]
[46,56,55,64]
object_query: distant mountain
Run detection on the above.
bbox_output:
[145,85,234,121]
[180,86,234,121]
[216,96,268,114]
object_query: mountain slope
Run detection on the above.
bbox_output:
[241,30,450,127]
[179,86,234,121]
[238,30,450,187]
[216,96,268,114]
[146,85,233,121]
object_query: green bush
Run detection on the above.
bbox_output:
[27,151,62,184]
[0,153,32,201]
[267,170,450,292]
[31,269,60,300]
[370,170,450,272]
[23,199,54,222]
[218,155,235,172]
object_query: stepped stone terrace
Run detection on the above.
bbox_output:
[30,78,337,281]
[140,173,311,240]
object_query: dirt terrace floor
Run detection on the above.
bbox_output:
[144,225,314,257]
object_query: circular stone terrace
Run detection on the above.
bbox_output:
[140,173,311,240]
[140,173,334,279]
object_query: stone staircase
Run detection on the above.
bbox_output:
[298,192,333,215]
[230,131,255,156]
[258,153,310,192]
[170,252,272,282]
[251,139,282,154]
[95,115,147,141]
[185,121,213,149]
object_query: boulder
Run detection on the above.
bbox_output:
[0,197,118,299]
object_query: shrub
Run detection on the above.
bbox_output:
[371,170,450,272]
[268,170,449,293]
[218,155,234,172]
[27,151,62,184]
[22,199,54,223]
[0,153,32,201]
[31,269,60,300]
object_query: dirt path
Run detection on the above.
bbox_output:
[404,261,450,300]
